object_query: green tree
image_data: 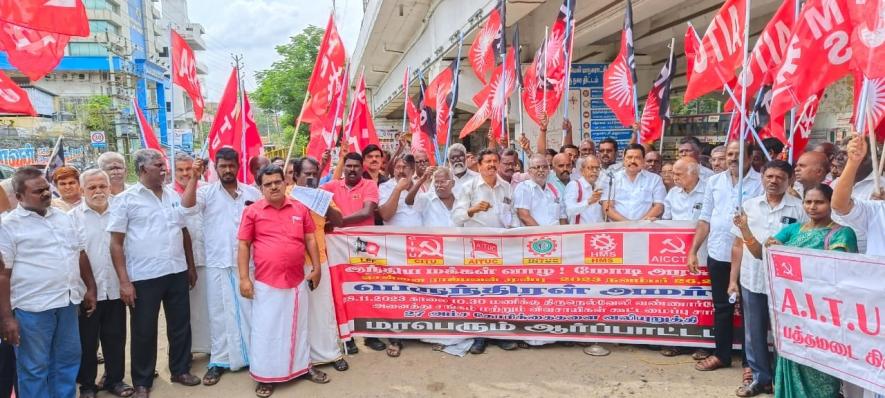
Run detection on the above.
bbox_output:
[253,25,324,156]
[670,95,723,116]
[80,95,114,132]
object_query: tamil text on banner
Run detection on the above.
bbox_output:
[326,221,731,346]
[766,246,885,395]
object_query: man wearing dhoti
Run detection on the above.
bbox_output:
[181,148,260,385]
[237,165,327,397]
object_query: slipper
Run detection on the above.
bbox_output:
[583,344,611,357]
[386,341,403,358]
[202,366,225,386]
[695,355,730,371]
[255,383,274,398]
[742,367,753,386]
[333,358,349,371]
[308,368,330,384]
[107,382,135,398]
[736,382,773,397]
[691,349,711,361]
[660,347,687,357]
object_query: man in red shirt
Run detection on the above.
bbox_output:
[237,165,326,397]
[320,152,379,227]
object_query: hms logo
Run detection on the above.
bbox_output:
[584,233,623,264]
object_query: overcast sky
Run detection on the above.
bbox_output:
[186,0,363,102]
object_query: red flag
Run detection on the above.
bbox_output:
[206,69,240,162]
[851,72,885,141]
[789,91,824,154]
[233,93,263,184]
[305,64,347,176]
[171,30,204,123]
[602,0,638,128]
[726,0,797,112]
[410,82,437,165]
[0,21,70,81]
[684,24,700,83]
[726,110,742,141]
[0,0,88,36]
[425,62,455,147]
[469,7,502,85]
[522,3,573,127]
[0,70,35,115]
[405,91,421,136]
[132,98,165,156]
[302,15,346,126]
[460,48,515,140]
[770,0,853,121]
[849,0,885,79]
[684,0,748,103]
[343,73,379,153]
[640,45,675,143]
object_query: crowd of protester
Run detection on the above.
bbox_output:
[0,117,881,397]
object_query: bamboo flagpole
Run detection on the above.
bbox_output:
[787,0,802,164]
[737,0,751,208]
[284,95,310,165]
[402,66,410,133]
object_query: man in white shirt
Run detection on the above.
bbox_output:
[379,154,423,227]
[710,145,727,174]
[597,138,623,173]
[98,151,129,196]
[171,153,211,362]
[451,150,519,354]
[663,158,706,221]
[731,160,806,395]
[71,169,132,397]
[793,151,829,197]
[447,144,478,196]
[832,134,885,398]
[565,155,603,224]
[452,149,514,228]
[107,149,200,396]
[601,144,666,221]
[0,166,97,398]
[678,137,715,181]
[407,167,454,227]
[181,148,260,385]
[688,140,762,372]
[830,140,885,253]
[548,153,572,196]
[515,154,566,226]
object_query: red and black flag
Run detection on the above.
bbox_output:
[469,0,504,84]
[639,42,675,143]
[426,60,457,147]
[602,0,638,127]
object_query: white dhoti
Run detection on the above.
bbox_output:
[250,280,311,383]
[307,263,344,364]
[189,266,211,354]
[207,266,252,371]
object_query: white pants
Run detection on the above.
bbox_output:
[189,267,211,354]
[307,263,344,364]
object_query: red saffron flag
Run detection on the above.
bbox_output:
[789,91,824,154]
[0,0,89,36]
[233,93,263,184]
[132,98,165,156]
[343,73,379,153]
[522,0,574,127]
[206,69,240,162]
[0,70,35,115]
[683,0,747,103]
[770,0,853,121]
[425,61,455,148]
[602,0,638,127]
[305,64,347,176]
[849,0,885,79]
[171,30,204,123]
[468,3,502,85]
[684,23,700,83]
[725,0,797,112]
[460,48,515,140]
[0,22,70,81]
[302,14,346,126]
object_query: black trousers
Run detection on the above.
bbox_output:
[709,257,740,364]
[130,271,192,388]
[78,298,126,391]
[0,341,15,398]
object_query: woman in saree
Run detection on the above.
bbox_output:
[766,183,858,398]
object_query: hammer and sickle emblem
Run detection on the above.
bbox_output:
[660,238,686,254]
[417,239,443,257]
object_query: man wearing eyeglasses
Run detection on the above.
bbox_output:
[515,154,566,227]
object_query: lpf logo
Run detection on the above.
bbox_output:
[584,233,623,264]
[465,238,503,265]
[349,237,386,265]
[523,236,562,264]
[406,236,444,265]
[771,253,803,282]
[648,233,693,265]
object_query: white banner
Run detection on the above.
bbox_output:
[766,246,885,395]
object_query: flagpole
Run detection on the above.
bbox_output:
[737,0,751,208]
[402,66,410,133]
[561,0,575,146]
[542,26,549,123]
[168,26,177,184]
[859,79,883,194]
[787,0,802,164]
[444,31,464,162]
[658,38,675,153]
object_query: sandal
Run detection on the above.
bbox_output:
[386,341,403,358]
[691,349,712,361]
[255,383,274,398]
[742,367,753,386]
[695,355,730,371]
[308,368,330,384]
[333,358,349,371]
[202,366,225,386]
[107,382,135,398]
[660,347,687,357]
[735,382,773,397]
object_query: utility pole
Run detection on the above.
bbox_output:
[97,32,135,158]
